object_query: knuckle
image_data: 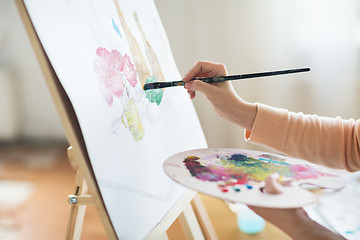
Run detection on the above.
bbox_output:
[195,60,205,66]
[216,63,226,70]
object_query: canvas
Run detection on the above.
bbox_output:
[23,0,206,239]
[164,148,346,208]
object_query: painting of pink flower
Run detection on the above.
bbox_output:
[93,47,138,106]
[122,54,137,87]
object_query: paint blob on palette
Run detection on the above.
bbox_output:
[163,148,346,208]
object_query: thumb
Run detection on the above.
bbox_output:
[263,173,283,194]
[185,80,216,97]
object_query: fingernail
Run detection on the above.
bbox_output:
[185,82,191,89]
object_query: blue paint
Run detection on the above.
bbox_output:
[259,158,289,165]
[112,18,122,38]
[246,184,253,189]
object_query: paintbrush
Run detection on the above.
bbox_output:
[143,67,310,90]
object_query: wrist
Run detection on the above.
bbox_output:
[262,208,310,237]
[227,99,257,131]
[270,209,345,240]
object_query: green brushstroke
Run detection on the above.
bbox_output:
[145,75,163,105]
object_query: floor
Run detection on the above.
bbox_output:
[0,142,290,240]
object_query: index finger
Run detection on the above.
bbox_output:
[183,61,226,82]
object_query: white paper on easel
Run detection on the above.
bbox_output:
[23,0,207,239]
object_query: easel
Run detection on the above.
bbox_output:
[65,150,216,239]
[65,146,92,239]
[16,1,217,239]
[64,146,217,239]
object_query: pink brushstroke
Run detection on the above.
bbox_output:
[122,54,137,87]
[93,47,138,106]
[290,164,334,179]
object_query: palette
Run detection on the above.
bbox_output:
[163,148,346,208]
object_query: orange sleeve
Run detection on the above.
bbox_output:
[245,103,360,172]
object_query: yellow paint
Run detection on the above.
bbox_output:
[123,97,144,141]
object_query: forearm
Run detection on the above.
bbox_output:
[250,206,345,240]
[246,103,360,171]
[267,209,346,240]
[283,112,360,171]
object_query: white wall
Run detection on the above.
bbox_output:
[154,0,360,149]
[0,0,65,141]
[1,0,360,148]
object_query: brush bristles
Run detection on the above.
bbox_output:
[143,83,155,90]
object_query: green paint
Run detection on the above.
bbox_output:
[145,75,163,105]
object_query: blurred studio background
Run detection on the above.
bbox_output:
[0,0,360,239]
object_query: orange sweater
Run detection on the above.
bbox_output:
[245,103,360,172]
